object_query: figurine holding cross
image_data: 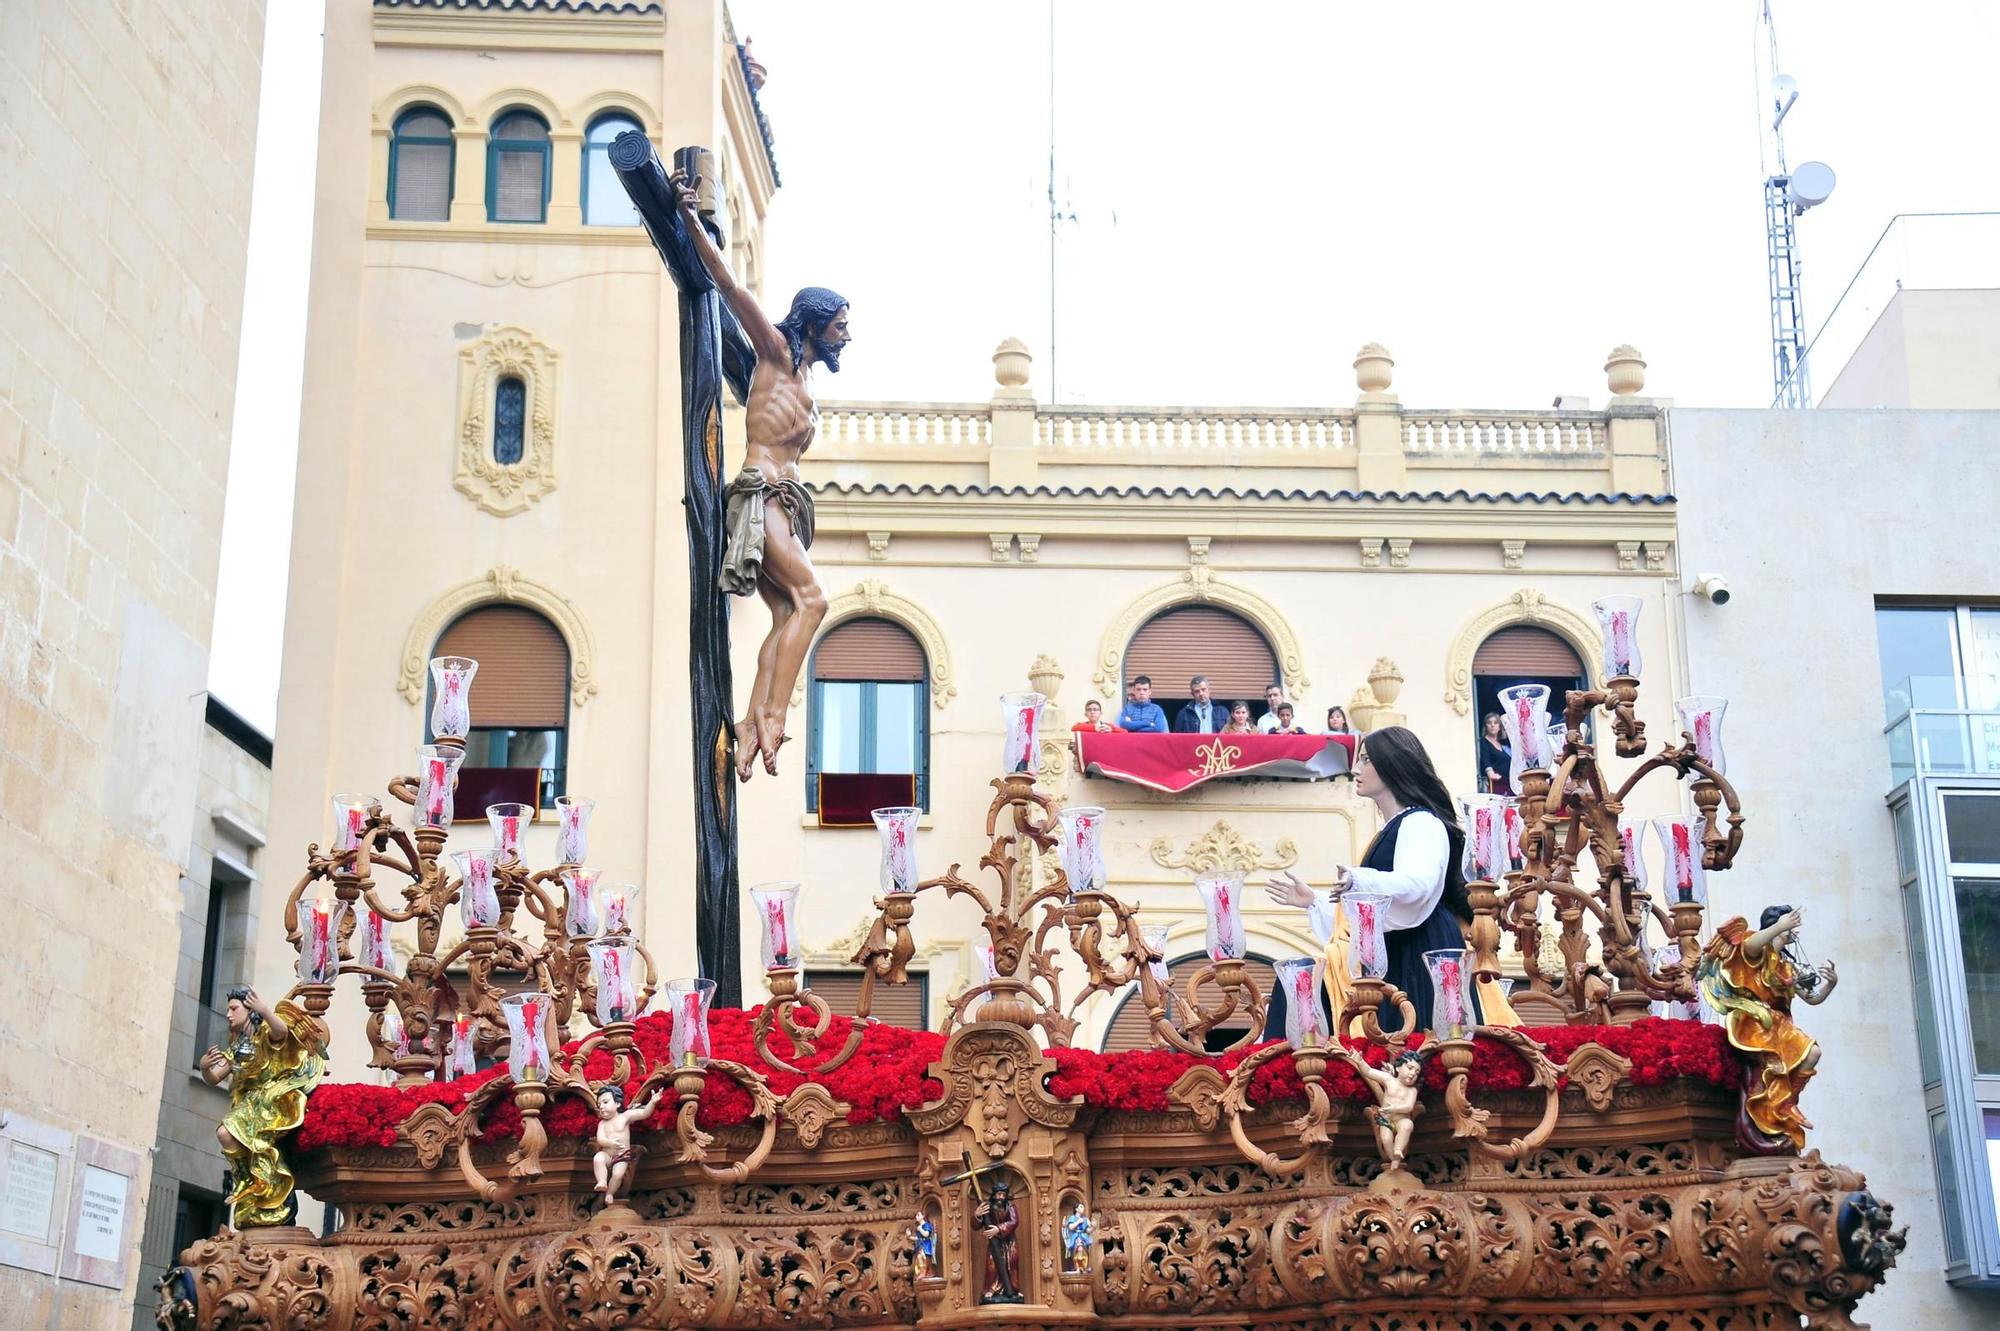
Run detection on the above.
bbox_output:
[668,171,851,783]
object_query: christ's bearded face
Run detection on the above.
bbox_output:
[813,308,852,372]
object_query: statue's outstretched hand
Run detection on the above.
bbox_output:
[1264,871,1312,909]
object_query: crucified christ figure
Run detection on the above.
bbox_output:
[671,172,851,781]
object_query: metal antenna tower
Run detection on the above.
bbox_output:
[1757,2,1835,407]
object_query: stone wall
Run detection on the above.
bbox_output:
[0,2,266,1323]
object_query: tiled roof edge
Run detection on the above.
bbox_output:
[809,480,1675,505]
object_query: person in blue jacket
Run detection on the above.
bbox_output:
[1116,676,1169,732]
[1173,676,1223,733]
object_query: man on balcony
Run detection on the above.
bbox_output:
[1257,684,1289,733]
[1117,676,1169,733]
[1174,676,1223,733]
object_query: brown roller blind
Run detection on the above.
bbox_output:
[1472,626,1584,677]
[1124,607,1278,698]
[1100,952,1278,1052]
[435,606,570,728]
[804,968,928,1030]
[812,617,925,682]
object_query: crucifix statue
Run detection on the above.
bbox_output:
[666,174,850,782]
[609,134,850,1006]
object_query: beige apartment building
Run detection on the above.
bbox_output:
[0,2,267,1325]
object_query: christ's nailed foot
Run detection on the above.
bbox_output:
[733,719,758,783]
[759,723,788,777]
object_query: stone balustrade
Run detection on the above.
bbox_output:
[803,338,1665,494]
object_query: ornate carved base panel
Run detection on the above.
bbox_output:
[167,1073,1897,1331]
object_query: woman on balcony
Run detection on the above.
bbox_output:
[1265,726,1518,1035]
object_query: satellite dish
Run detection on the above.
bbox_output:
[1770,74,1798,105]
[1789,161,1836,212]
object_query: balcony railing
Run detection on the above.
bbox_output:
[1884,708,2000,789]
[1401,412,1606,456]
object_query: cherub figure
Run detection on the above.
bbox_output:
[1699,904,1839,1152]
[591,1085,664,1203]
[909,1213,938,1280]
[1332,1044,1428,1168]
[1061,1202,1095,1273]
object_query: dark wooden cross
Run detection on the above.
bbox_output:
[609,134,755,1006]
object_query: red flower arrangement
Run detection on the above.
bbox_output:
[296,1011,1738,1153]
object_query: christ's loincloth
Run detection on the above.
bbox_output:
[721,467,815,596]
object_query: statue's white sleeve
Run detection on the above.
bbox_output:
[1305,891,1339,945]
[1345,811,1450,931]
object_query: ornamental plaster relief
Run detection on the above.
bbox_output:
[789,579,958,711]
[1440,587,1601,716]
[397,565,599,708]
[454,325,560,516]
[1093,570,1309,703]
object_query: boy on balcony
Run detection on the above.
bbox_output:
[1117,676,1169,733]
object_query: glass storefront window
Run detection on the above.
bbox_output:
[1877,607,1963,723]
[1937,1110,1968,1265]
[1953,877,2000,1075]
[1987,1111,2000,1242]
[1903,882,1944,1087]
[1946,794,2000,865]
[1896,800,1920,880]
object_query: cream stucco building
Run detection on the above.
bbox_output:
[0,3,267,1325]
[262,1,1689,1072]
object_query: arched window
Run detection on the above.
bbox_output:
[583,113,642,226]
[432,605,570,811]
[487,110,550,223]
[807,617,929,821]
[1100,952,1278,1052]
[1124,605,1280,726]
[493,375,526,465]
[389,106,454,221]
[1471,626,1586,791]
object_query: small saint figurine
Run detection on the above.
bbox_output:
[1331,1044,1427,1169]
[972,1177,1023,1304]
[200,986,328,1227]
[910,1213,938,1280]
[1061,1202,1095,1273]
[591,1084,664,1203]
[1699,904,1839,1152]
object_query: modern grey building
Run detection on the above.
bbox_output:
[134,698,272,1327]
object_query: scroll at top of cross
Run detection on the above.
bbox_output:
[669,168,852,783]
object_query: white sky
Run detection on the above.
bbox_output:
[207,0,2000,732]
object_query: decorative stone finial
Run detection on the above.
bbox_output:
[1367,657,1405,708]
[1604,345,1647,398]
[1354,343,1394,395]
[993,338,1033,399]
[1347,686,1378,734]
[1028,655,1063,700]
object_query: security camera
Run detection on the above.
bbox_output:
[1692,574,1731,606]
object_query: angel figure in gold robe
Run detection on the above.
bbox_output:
[200,986,329,1226]
[1698,905,1838,1152]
